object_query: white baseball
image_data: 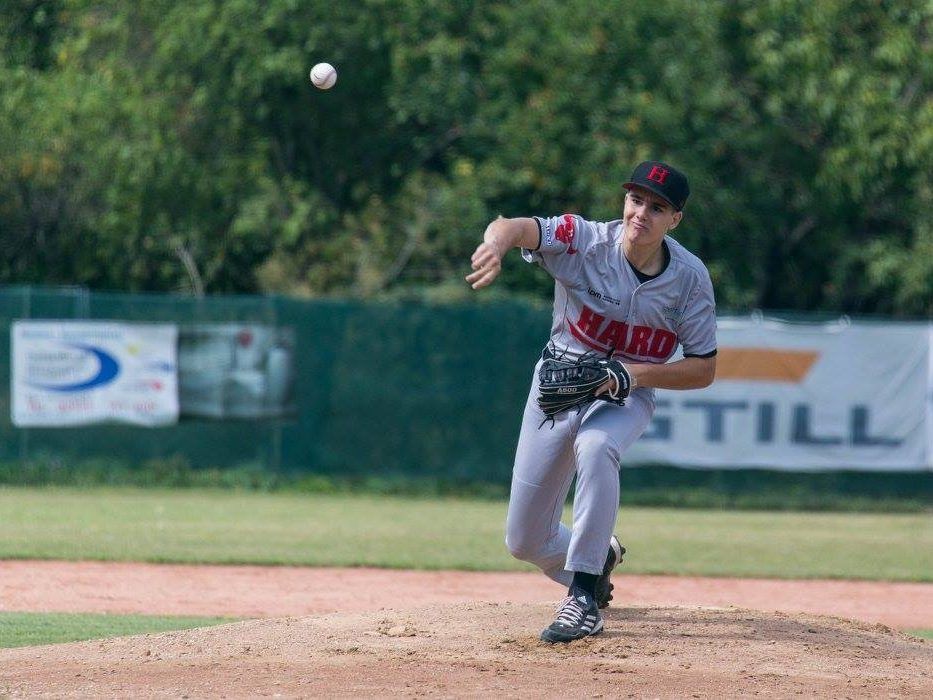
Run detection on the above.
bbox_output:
[309,62,337,90]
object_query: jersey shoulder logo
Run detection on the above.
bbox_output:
[555,214,578,254]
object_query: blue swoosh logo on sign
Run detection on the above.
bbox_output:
[29,343,121,392]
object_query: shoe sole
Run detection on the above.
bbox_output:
[540,618,605,644]
[607,536,624,573]
[595,536,626,609]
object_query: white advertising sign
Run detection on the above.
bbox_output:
[627,316,933,471]
[11,321,179,427]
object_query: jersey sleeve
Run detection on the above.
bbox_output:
[678,268,718,357]
[520,214,589,283]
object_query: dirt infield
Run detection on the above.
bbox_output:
[1,561,932,697]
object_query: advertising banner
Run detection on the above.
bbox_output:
[178,324,295,419]
[627,316,933,471]
[11,321,178,427]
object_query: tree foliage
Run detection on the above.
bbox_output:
[1,0,929,315]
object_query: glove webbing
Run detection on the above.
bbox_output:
[536,347,629,428]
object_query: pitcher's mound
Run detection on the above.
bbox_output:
[2,603,931,697]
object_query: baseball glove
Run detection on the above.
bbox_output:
[536,350,632,426]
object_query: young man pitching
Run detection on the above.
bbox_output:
[466,161,717,642]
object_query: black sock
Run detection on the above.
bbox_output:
[570,571,598,597]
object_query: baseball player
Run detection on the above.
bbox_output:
[466,161,717,643]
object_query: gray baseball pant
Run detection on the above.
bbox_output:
[505,361,654,586]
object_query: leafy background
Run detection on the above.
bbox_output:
[1,0,930,315]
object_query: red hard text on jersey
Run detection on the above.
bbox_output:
[554,214,578,254]
[569,304,677,359]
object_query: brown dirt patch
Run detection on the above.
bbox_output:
[2,561,932,697]
[1,603,931,698]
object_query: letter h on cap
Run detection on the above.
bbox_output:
[647,166,669,184]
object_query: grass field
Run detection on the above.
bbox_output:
[0,612,234,649]
[1,486,930,581]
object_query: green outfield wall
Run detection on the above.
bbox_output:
[1,287,931,505]
[0,286,544,482]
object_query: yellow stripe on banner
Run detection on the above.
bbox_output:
[715,348,819,383]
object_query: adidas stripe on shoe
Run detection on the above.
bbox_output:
[540,586,603,643]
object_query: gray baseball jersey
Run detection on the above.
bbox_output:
[505,213,717,586]
[524,213,717,381]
